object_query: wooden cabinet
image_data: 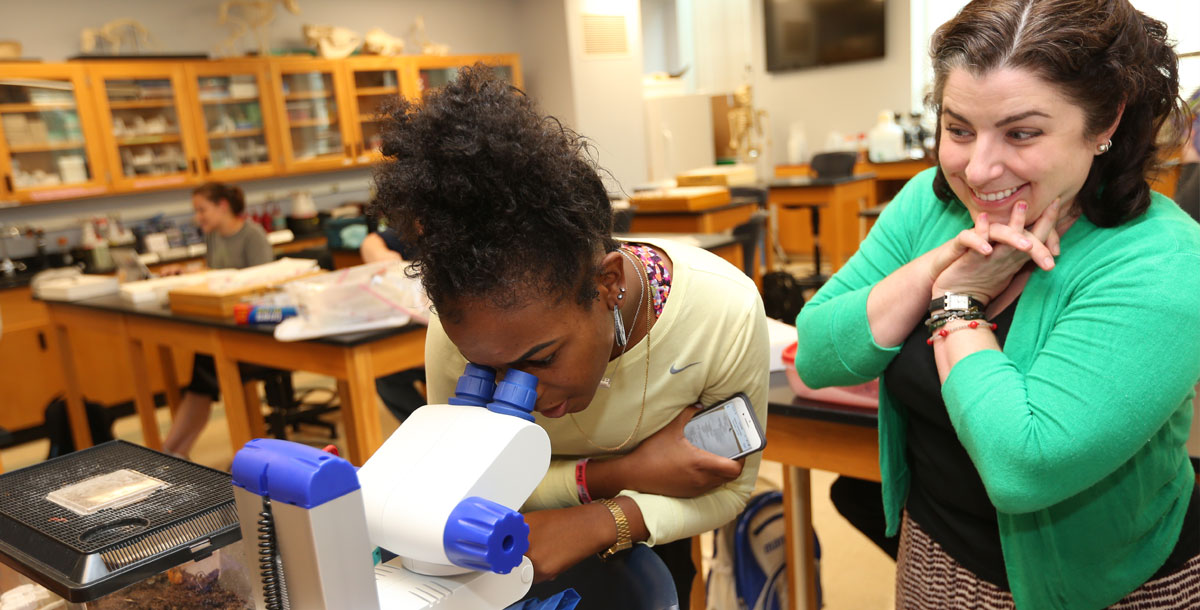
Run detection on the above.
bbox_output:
[184,59,283,182]
[0,63,110,204]
[0,287,63,431]
[88,61,203,192]
[342,56,408,164]
[0,54,522,204]
[0,285,193,432]
[270,58,357,172]
[403,53,523,99]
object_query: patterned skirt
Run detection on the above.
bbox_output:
[895,512,1200,609]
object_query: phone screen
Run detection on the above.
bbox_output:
[684,395,764,459]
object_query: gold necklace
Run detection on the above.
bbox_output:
[571,248,652,452]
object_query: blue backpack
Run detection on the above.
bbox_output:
[709,490,822,610]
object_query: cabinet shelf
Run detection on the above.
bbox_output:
[108,99,177,110]
[288,118,337,128]
[117,134,182,146]
[284,90,334,101]
[200,95,261,105]
[208,128,264,139]
[355,86,399,96]
[0,102,77,113]
[8,141,86,153]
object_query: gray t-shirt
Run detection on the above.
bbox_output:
[205,221,274,269]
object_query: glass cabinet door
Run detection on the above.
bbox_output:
[408,54,522,100]
[187,61,279,181]
[345,60,404,163]
[91,65,200,191]
[0,65,108,202]
[273,61,352,171]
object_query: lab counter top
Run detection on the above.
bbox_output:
[39,293,423,348]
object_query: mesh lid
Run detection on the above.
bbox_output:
[0,440,241,602]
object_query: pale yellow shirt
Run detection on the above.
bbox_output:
[425,238,770,546]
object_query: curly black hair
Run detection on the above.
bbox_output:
[927,0,1188,227]
[370,65,616,320]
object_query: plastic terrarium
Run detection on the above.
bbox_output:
[0,441,252,609]
[0,544,252,609]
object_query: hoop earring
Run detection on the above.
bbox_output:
[613,304,627,348]
[1097,139,1112,154]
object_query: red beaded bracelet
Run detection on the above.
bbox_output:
[575,458,592,504]
[925,320,999,345]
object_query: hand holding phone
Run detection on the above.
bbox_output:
[616,404,746,498]
[683,393,766,460]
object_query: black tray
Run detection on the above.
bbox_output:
[0,440,241,602]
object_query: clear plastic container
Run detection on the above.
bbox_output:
[280,261,429,336]
[0,543,254,610]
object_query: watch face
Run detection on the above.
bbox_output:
[946,294,971,311]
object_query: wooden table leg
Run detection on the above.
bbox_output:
[242,381,268,440]
[51,319,92,451]
[214,350,254,456]
[126,336,163,451]
[338,347,383,466]
[690,535,707,609]
[782,465,818,610]
[158,345,181,417]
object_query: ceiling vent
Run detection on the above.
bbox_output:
[582,14,629,57]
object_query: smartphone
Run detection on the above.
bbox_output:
[683,393,766,459]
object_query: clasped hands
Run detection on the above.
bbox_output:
[929,198,1064,304]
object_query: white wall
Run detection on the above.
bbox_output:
[562,0,648,192]
[0,0,522,60]
[750,0,913,166]
[641,0,679,75]
[515,0,577,126]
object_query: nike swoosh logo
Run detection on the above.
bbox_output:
[669,362,701,374]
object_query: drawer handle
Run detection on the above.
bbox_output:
[38,331,47,351]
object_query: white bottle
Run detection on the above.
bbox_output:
[867,111,906,163]
[787,122,808,165]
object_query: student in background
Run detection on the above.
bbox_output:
[163,182,274,458]
[359,224,426,421]
[1175,87,1199,221]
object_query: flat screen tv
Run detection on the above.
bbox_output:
[764,0,887,72]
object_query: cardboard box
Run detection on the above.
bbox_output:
[629,186,731,212]
[676,164,758,187]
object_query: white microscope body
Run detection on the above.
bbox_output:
[232,364,552,610]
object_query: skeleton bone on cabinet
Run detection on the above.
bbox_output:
[215,0,301,57]
[302,24,362,59]
[363,28,404,56]
[80,19,159,55]
[407,16,450,56]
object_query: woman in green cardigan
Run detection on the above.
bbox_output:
[793,0,1200,608]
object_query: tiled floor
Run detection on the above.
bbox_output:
[0,372,895,609]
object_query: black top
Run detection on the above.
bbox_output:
[884,298,1200,589]
[377,228,415,260]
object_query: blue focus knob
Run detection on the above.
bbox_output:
[487,370,538,421]
[449,363,497,406]
[443,496,529,573]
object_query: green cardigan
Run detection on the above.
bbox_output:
[795,168,1200,609]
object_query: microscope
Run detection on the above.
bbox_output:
[230,364,576,610]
